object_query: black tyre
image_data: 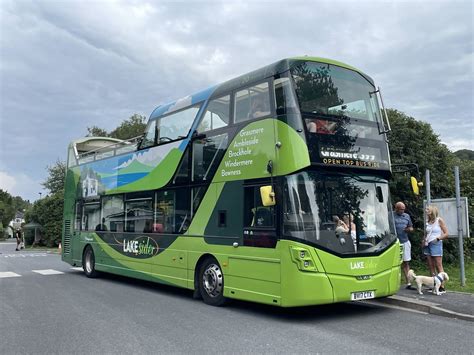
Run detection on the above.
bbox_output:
[198,258,227,306]
[83,245,99,278]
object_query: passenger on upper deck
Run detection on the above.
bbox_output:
[306,119,336,134]
[248,95,269,119]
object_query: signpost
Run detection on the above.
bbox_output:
[423,167,469,287]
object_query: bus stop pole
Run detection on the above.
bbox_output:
[425,169,431,205]
[454,166,466,287]
[424,170,430,242]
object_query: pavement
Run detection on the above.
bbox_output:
[371,284,474,322]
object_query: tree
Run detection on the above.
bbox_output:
[0,189,14,231]
[87,125,108,137]
[86,113,147,141]
[454,149,474,161]
[109,114,147,140]
[0,189,30,236]
[387,109,472,263]
[42,160,66,195]
[24,194,63,247]
[23,160,65,245]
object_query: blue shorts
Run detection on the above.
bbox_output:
[423,240,443,257]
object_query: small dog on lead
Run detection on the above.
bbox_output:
[407,269,449,295]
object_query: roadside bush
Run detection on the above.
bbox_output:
[24,193,63,247]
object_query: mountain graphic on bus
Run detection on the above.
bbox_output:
[80,141,182,192]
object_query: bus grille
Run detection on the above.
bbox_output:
[63,220,71,255]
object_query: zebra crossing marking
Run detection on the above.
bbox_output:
[1,268,81,278]
[32,269,65,275]
[0,271,21,278]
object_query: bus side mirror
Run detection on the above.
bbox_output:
[411,176,422,195]
[260,186,276,207]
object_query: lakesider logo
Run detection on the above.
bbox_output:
[122,237,159,257]
[350,260,377,270]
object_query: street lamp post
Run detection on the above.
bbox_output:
[38,192,42,199]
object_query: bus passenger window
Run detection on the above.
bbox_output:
[155,189,190,234]
[244,186,274,228]
[198,95,230,133]
[306,119,336,134]
[274,75,298,115]
[192,134,228,182]
[82,202,100,231]
[140,120,157,149]
[74,202,82,231]
[102,195,124,232]
[235,82,271,123]
[157,106,200,143]
[124,194,153,233]
[243,185,277,248]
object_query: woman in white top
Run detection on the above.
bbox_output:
[422,205,449,285]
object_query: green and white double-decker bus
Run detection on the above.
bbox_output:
[62,57,401,307]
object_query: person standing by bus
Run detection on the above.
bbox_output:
[422,205,449,292]
[15,229,22,251]
[393,202,414,289]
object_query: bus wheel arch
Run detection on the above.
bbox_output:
[82,244,99,278]
[195,255,227,306]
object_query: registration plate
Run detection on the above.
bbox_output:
[351,290,375,300]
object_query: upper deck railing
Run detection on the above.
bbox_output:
[73,135,142,166]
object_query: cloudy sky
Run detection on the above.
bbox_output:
[0,0,473,202]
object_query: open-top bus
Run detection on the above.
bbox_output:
[62,57,401,307]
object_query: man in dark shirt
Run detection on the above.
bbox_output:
[15,229,22,251]
[393,202,414,289]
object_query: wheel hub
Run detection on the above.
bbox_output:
[202,264,223,298]
[85,251,93,273]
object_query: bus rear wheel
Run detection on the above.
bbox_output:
[83,245,99,278]
[199,258,227,306]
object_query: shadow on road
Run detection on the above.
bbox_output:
[68,269,389,321]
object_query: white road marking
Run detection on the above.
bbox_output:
[0,272,21,278]
[2,253,49,258]
[32,269,64,275]
[71,267,83,271]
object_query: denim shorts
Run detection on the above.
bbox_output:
[423,240,443,257]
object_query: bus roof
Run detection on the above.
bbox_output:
[148,56,373,120]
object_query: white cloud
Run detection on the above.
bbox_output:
[0,0,473,202]
[0,172,16,192]
[443,138,474,153]
[0,171,42,202]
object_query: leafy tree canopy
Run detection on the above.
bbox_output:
[86,113,147,141]
[86,125,108,137]
[454,149,474,161]
[42,159,66,195]
[387,109,472,262]
[0,189,30,234]
[24,193,63,246]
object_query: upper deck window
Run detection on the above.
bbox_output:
[291,62,378,123]
[274,74,299,115]
[197,95,230,133]
[140,105,201,149]
[234,82,271,123]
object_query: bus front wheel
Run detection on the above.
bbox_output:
[199,258,227,306]
[83,246,99,278]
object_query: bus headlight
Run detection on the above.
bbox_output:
[290,247,317,272]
